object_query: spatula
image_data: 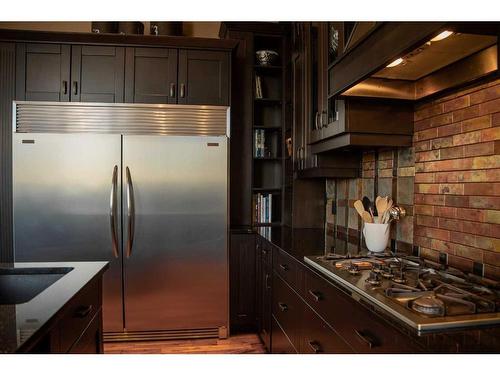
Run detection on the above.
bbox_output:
[376,196,388,223]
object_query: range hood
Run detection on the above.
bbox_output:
[330,22,500,101]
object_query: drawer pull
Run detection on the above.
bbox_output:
[265,274,271,290]
[279,264,289,271]
[75,305,93,318]
[354,329,377,349]
[278,302,288,312]
[308,340,322,353]
[262,248,267,256]
[308,290,323,302]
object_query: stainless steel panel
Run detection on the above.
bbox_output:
[14,101,230,136]
[123,135,228,332]
[13,133,123,332]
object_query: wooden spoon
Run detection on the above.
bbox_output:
[354,200,365,218]
[376,196,388,223]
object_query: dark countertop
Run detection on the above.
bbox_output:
[256,226,327,261]
[0,261,108,353]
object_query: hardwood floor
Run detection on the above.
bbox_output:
[104,333,266,354]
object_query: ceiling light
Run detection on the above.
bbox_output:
[386,58,404,68]
[430,30,453,42]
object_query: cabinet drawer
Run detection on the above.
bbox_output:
[301,305,353,354]
[273,248,297,288]
[304,269,420,353]
[68,310,102,354]
[273,272,301,349]
[271,316,297,354]
[58,278,100,352]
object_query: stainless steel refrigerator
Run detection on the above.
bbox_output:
[12,101,229,340]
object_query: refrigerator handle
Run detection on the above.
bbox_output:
[109,165,119,258]
[126,166,136,258]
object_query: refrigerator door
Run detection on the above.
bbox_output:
[122,135,228,332]
[13,133,123,332]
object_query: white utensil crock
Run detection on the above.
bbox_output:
[363,222,390,253]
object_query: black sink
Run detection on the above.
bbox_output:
[0,267,73,305]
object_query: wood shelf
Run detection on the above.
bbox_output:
[253,156,281,161]
[254,222,282,227]
[252,187,282,192]
[253,124,282,129]
[253,64,282,70]
[254,98,282,104]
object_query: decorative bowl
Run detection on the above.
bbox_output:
[255,50,279,66]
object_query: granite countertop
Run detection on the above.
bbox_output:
[0,261,108,353]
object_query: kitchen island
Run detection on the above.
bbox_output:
[0,261,108,353]
[256,226,500,353]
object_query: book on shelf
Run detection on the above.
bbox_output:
[255,74,263,99]
[254,129,266,157]
[253,192,273,224]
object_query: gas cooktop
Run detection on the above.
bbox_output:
[304,254,500,333]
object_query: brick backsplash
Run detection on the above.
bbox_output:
[326,78,500,280]
[413,78,500,280]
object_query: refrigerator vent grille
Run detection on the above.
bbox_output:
[14,101,229,136]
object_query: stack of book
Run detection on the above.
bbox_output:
[253,193,273,224]
[254,129,266,157]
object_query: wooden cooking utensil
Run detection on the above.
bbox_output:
[362,211,373,223]
[375,196,387,223]
[354,200,365,218]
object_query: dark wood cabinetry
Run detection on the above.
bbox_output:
[71,45,125,103]
[16,44,125,103]
[230,232,256,331]
[124,47,178,104]
[16,43,71,101]
[24,276,104,354]
[256,236,272,350]
[178,50,229,105]
[15,41,229,106]
[258,233,424,354]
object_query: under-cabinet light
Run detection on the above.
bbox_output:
[430,30,453,42]
[386,58,404,68]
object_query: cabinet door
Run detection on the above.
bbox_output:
[261,261,272,350]
[291,27,306,171]
[124,47,178,104]
[178,50,229,105]
[16,43,70,101]
[71,45,125,103]
[230,232,256,331]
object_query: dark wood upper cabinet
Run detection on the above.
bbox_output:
[71,45,125,103]
[124,47,178,104]
[178,50,229,105]
[16,43,70,102]
[16,44,125,103]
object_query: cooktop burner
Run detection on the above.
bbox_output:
[304,253,500,333]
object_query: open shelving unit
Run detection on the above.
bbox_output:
[252,33,286,228]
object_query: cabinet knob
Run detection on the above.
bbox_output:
[75,305,93,318]
[279,263,289,271]
[169,83,176,98]
[278,302,288,312]
[308,289,323,302]
[180,83,186,98]
[308,340,322,353]
[72,81,78,95]
[354,329,377,349]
